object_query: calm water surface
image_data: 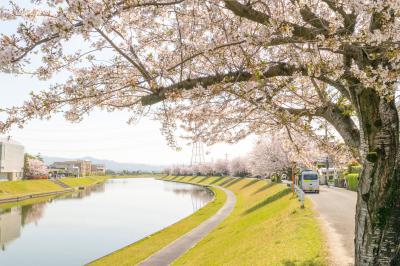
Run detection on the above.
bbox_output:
[0,178,213,266]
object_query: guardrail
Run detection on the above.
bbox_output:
[294,184,305,208]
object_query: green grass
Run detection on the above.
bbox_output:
[0,176,108,200]
[89,186,226,266]
[0,194,57,209]
[168,176,327,266]
[59,176,108,187]
[0,179,66,199]
[90,176,327,266]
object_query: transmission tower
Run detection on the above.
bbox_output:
[190,140,206,166]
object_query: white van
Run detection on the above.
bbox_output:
[299,170,319,193]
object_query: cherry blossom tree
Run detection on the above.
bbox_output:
[212,159,229,176]
[169,165,183,176]
[0,1,399,263]
[198,163,214,176]
[229,157,250,177]
[25,158,48,179]
[248,134,290,178]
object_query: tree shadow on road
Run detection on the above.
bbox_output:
[243,188,291,215]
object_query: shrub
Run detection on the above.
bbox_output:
[346,173,359,191]
[347,161,361,174]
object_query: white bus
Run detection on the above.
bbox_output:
[299,170,319,193]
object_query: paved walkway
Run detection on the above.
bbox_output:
[138,186,236,266]
[308,186,357,266]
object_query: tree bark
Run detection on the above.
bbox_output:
[354,88,400,265]
[321,104,360,160]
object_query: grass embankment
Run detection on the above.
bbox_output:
[0,195,56,209]
[0,176,108,200]
[59,176,108,187]
[168,176,326,266]
[89,187,226,266]
[92,176,327,266]
[0,179,65,199]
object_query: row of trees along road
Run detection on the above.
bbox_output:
[0,1,399,264]
[169,131,352,178]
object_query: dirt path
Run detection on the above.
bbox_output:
[308,186,357,266]
[137,186,236,266]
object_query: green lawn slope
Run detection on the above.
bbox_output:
[91,176,327,266]
[59,176,108,187]
[0,179,65,199]
[0,176,108,200]
[170,176,326,266]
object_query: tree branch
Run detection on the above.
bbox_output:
[223,0,325,40]
[141,63,305,105]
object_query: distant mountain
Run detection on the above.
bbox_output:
[42,155,164,172]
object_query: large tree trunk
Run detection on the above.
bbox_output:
[355,88,400,265]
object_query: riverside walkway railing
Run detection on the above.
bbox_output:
[294,184,305,208]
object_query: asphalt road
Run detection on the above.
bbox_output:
[308,186,357,266]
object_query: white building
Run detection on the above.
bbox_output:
[0,138,25,181]
[318,168,338,185]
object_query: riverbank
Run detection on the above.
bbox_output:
[91,176,327,265]
[0,176,108,204]
[89,185,226,266]
[58,176,108,187]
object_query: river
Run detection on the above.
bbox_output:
[0,178,213,266]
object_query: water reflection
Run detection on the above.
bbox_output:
[0,207,21,250]
[0,183,106,249]
[0,178,213,266]
[169,187,213,211]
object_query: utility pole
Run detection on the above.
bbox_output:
[325,122,330,186]
[291,161,296,194]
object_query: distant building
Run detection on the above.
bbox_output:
[91,164,106,175]
[0,138,24,181]
[49,162,80,177]
[49,160,93,177]
[318,168,338,185]
[69,160,92,176]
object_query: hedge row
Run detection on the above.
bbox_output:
[346,173,359,191]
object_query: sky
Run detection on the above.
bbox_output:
[0,2,256,166]
[0,71,255,165]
